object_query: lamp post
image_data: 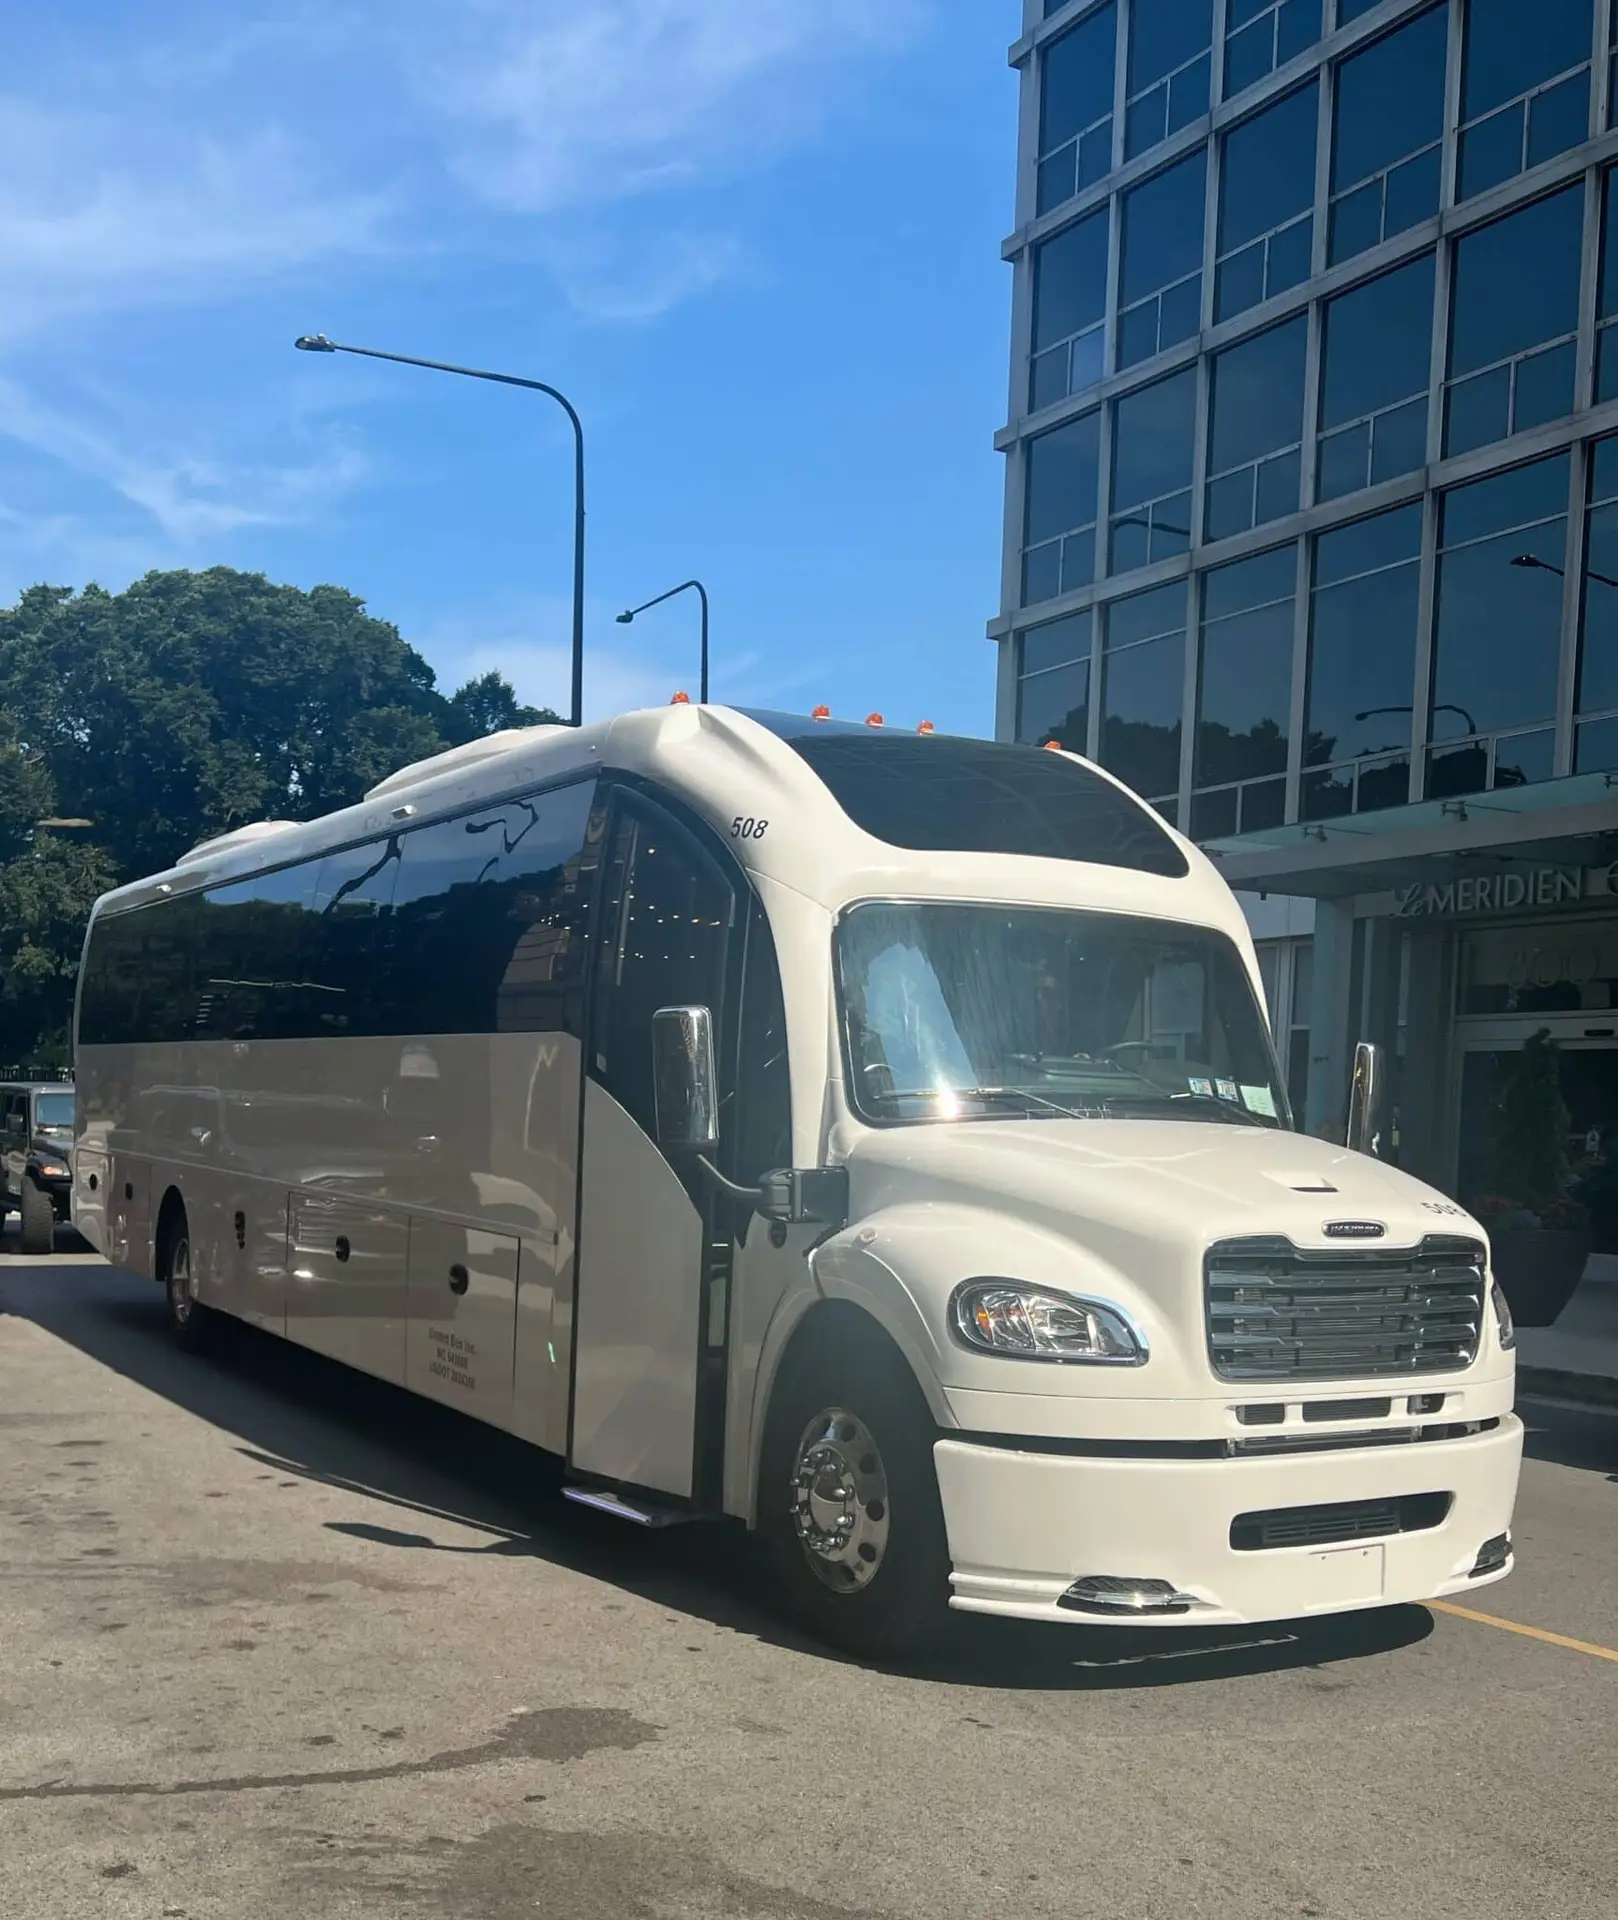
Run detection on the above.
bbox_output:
[1511,551,1618,590]
[1356,701,1480,736]
[616,579,710,705]
[293,333,588,729]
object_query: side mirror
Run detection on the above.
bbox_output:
[1345,1040,1382,1157]
[757,1166,849,1229]
[652,1006,718,1150]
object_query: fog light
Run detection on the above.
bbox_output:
[1059,1575,1196,1616]
[1470,1533,1511,1578]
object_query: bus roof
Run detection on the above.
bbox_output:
[88,705,1246,947]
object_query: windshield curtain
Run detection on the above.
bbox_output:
[836,902,1290,1128]
[34,1092,74,1127]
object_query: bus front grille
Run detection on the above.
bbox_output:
[1204,1236,1486,1383]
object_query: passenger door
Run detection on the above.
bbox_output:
[569,795,737,1501]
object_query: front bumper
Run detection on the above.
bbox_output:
[934,1415,1523,1626]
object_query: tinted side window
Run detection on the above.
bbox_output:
[386,781,599,1037]
[308,838,403,1036]
[79,909,145,1046]
[591,803,735,1141]
[192,865,319,1042]
[81,896,198,1046]
[731,905,792,1184]
[487,781,598,1035]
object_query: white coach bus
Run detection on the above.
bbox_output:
[71,704,1521,1654]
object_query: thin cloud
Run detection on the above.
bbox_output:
[401,0,924,215]
[0,379,368,544]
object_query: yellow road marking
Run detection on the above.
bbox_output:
[1430,1599,1618,1664]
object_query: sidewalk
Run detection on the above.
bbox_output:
[1517,1254,1618,1407]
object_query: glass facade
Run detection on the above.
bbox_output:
[1004,0,1618,833]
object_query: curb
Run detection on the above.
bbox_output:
[1517,1365,1618,1410]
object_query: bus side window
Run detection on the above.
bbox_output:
[731,903,791,1183]
[488,780,597,1037]
[590,804,734,1143]
[309,839,402,1035]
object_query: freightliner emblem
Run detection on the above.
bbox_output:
[1323,1220,1386,1240]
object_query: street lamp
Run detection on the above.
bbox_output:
[616,580,710,705]
[293,333,588,729]
[1356,700,1480,736]
[1511,551,1618,590]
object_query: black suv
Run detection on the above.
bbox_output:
[0,1082,75,1254]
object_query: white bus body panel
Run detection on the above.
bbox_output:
[570,1081,705,1498]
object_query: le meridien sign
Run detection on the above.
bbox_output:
[1393,864,1618,919]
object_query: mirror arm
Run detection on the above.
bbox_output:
[693,1154,761,1203]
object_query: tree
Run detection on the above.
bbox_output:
[443,671,559,746]
[1489,1027,1578,1224]
[0,567,553,1063]
[0,568,549,877]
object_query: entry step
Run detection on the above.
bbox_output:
[562,1485,696,1527]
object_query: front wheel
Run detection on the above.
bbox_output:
[161,1210,209,1352]
[759,1329,952,1660]
[19,1179,55,1256]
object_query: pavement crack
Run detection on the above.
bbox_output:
[0,1706,657,1803]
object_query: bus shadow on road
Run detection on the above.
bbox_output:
[7,1259,1435,1690]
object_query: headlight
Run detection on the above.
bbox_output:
[38,1164,65,1178]
[1491,1278,1516,1352]
[950,1280,1146,1364]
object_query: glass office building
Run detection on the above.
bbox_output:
[995,0,1618,1215]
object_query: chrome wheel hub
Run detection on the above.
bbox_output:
[169,1237,195,1325]
[789,1408,890,1590]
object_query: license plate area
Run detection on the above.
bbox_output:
[1298,1543,1385,1611]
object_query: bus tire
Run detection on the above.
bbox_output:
[160,1205,209,1352]
[19,1178,55,1256]
[759,1326,951,1661]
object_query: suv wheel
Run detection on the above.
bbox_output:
[19,1178,54,1256]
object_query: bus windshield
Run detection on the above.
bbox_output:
[34,1091,75,1129]
[836,902,1289,1129]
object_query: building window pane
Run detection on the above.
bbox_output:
[1597,167,1618,403]
[1193,545,1295,837]
[1118,152,1206,369]
[1318,253,1434,503]
[1429,455,1570,799]
[1017,612,1094,752]
[1100,582,1186,802]
[1303,504,1422,820]
[1458,0,1592,202]
[1023,411,1101,606]
[1206,317,1307,542]
[1576,437,1618,739]
[1215,83,1317,322]
[1445,186,1583,457]
[1031,211,1110,409]
[1109,367,1197,573]
[1225,0,1321,102]
[1038,4,1117,216]
[1610,0,1618,131]
[1328,5,1446,266]
[1125,0,1212,160]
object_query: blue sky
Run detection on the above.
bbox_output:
[0,2,1016,736]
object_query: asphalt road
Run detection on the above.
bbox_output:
[2,1244,1616,1920]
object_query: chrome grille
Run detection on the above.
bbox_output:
[1204,1235,1485,1382]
